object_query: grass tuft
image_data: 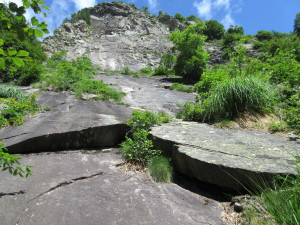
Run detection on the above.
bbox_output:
[148,156,173,183]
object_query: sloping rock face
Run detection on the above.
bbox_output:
[0,149,225,225]
[150,120,300,190]
[42,2,173,71]
[0,91,132,153]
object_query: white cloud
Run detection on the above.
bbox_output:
[71,0,97,10]
[193,0,240,28]
[213,0,230,10]
[222,12,235,29]
[193,0,213,20]
[147,0,157,11]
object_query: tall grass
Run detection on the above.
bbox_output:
[178,76,277,123]
[148,156,173,183]
[0,86,25,101]
[248,157,300,225]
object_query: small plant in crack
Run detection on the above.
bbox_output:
[120,110,173,182]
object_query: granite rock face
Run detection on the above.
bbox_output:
[42,2,173,72]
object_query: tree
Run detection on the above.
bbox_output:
[169,24,209,81]
[0,0,49,73]
[227,25,244,35]
[174,13,185,22]
[141,6,148,13]
[186,15,203,24]
[294,12,300,37]
[203,20,225,41]
[256,30,273,41]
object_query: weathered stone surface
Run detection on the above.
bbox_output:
[0,149,226,225]
[0,91,132,153]
[96,75,196,116]
[150,120,300,190]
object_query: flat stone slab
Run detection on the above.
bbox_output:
[96,75,196,116]
[0,149,225,225]
[0,91,132,153]
[150,120,300,190]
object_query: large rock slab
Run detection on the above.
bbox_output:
[0,91,132,153]
[0,149,226,225]
[96,75,196,116]
[150,120,300,190]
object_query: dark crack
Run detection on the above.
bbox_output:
[28,171,103,202]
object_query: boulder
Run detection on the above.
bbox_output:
[150,120,300,190]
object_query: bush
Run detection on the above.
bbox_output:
[139,67,153,75]
[120,129,160,166]
[203,20,225,41]
[71,8,91,25]
[126,110,171,132]
[154,66,172,75]
[256,30,273,41]
[120,110,172,167]
[174,13,185,22]
[148,156,173,183]
[0,95,40,127]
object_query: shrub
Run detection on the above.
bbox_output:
[0,95,40,128]
[120,110,172,168]
[120,129,160,166]
[126,110,171,132]
[148,156,173,183]
[174,13,185,22]
[256,30,273,41]
[139,67,153,75]
[71,8,91,25]
[154,66,172,75]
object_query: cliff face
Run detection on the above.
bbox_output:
[42,2,175,71]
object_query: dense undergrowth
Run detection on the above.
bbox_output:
[120,110,173,182]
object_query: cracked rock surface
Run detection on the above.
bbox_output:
[0,91,131,153]
[150,120,300,190]
[0,149,225,225]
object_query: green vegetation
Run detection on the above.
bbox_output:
[120,110,172,182]
[169,23,209,81]
[36,55,124,102]
[123,66,133,75]
[170,83,194,93]
[148,156,173,183]
[0,143,32,177]
[242,157,300,225]
[203,20,225,41]
[0,85,26,101]
[139,67,153,75]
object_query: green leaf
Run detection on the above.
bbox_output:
[0,39,4,46]
[34,29,43,38]
[43,13,47,18]
[22,0,30,8]
[16,16,24,21]
[8,49,17,56]
[16,50,30,57]
[42,29,49,34]
[31,17,39,26]
[0,59,5,70]
[43,6,50,10]
[0,48,7,56]
[37,21,47,29]
[12,57,25,67]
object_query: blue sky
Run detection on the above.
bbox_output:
[1,0,300,35]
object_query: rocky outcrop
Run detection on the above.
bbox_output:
[42,2,173,71]
[150,120,299,190]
